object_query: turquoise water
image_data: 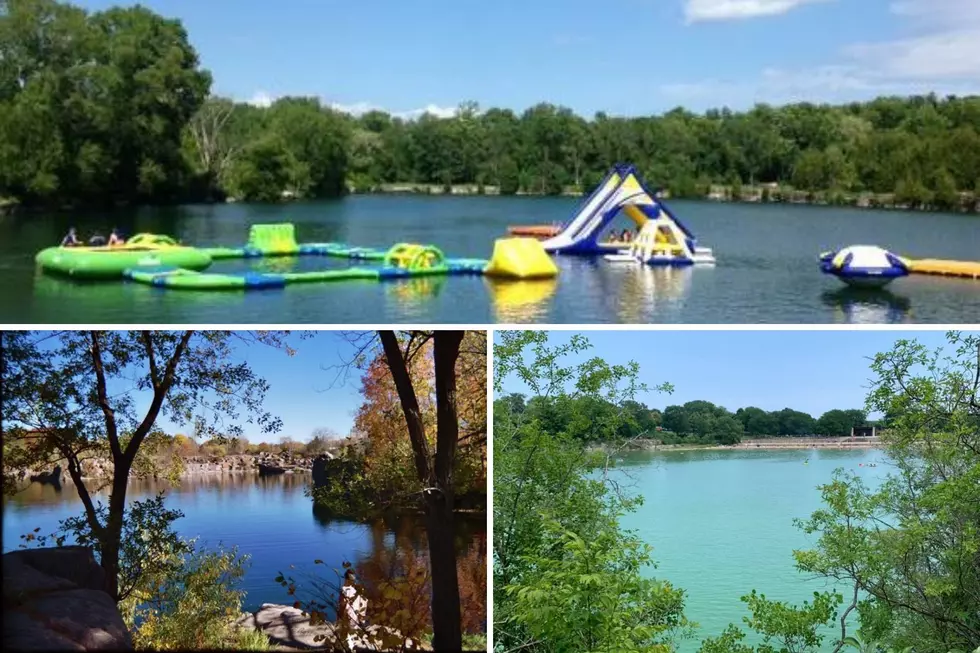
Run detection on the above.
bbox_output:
[616,448,888,651]
[2,473,486,615]
[2,196,979,323]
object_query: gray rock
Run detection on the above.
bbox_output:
[2,547,132,651]
[29,465,63,487]
[237,603,417,651]
[4,547,106,593]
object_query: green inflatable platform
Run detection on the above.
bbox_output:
[35,242,212,279]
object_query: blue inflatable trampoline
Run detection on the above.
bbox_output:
[819,245,909,288]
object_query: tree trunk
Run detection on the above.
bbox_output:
[426,494,461,651]
[378,330,465,652]
[430,331,464,651]
[102,454,132,601]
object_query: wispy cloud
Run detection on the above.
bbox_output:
[331,101,459,120]
[665,0,980,107]
[242,93,458,120]
[684,0,832,23]
[247,90,274,108]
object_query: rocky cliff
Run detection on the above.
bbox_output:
[3,546,132,651]
[12,451,316,483]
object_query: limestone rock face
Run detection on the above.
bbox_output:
[3,547,132,651]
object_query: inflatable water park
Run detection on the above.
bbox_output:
[510,164,716,266]
[35,162,980,296]
[35,223,560,290]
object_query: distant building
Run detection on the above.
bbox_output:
[851,425,877,438]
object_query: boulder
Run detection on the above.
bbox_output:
[235,603,415,651]
[29,466,63,487]
[3,547,132,651]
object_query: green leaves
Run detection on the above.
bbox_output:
[494,332,691,653]
[785,332,980,653]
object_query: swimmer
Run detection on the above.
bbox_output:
[60,227,80,247]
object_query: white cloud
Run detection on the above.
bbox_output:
[889,0,980,24]
[328,101,383,115]
[665,0,980,106]
[684,0,831,22]
[330,101,458,120]
[241,94,459,120]
[247,91,274,108]
[845,29,980,81]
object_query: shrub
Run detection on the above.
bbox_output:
[127,544,260,650]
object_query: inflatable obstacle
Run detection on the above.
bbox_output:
[506,164,715,266]
[484,238,560,279]
[37,223,559,291]
[819,245,909,288]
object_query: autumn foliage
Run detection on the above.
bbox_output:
[351,332,487,509]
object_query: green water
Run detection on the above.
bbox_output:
[616,447,888,651]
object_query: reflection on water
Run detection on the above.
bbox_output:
[2,473,487,626]
[486,277,557,323]
[386,275,446,304]
[616,265,693,323]
[821,287,912,324]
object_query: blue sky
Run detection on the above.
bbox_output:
[495,330,971,417]
[73,0,980,116]
[35,331,370,443]
[145,332,368,442]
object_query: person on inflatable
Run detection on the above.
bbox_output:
[60,227,80,247]
[88,232,107,246]
[108,228,124,246]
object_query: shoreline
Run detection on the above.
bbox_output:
[593,437,883,454]
[4,184,978,216]
[351,183,980,215]
[11,453,318,484]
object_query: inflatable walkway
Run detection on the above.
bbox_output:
[541,165,705,258]
[36,223,558,290]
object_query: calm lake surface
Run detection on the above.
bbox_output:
[1,197,978,323]
[616,448,889,652]
[2,473,487,617]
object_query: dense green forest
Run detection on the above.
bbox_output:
[3,0,980,211]
[497,393,869,445]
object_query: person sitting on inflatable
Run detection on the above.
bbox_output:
[620,228,632,243]
[60,227,80,247]
[108,228,124,246]
[88,232,107,246]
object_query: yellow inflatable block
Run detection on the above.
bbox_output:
[484,238,559,279]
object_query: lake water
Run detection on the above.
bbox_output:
[2,473,487,625]
[616,448,889,652]
[1,197,978,324]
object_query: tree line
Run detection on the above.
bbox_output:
[498,393,870,445]
[4,0,980,210]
